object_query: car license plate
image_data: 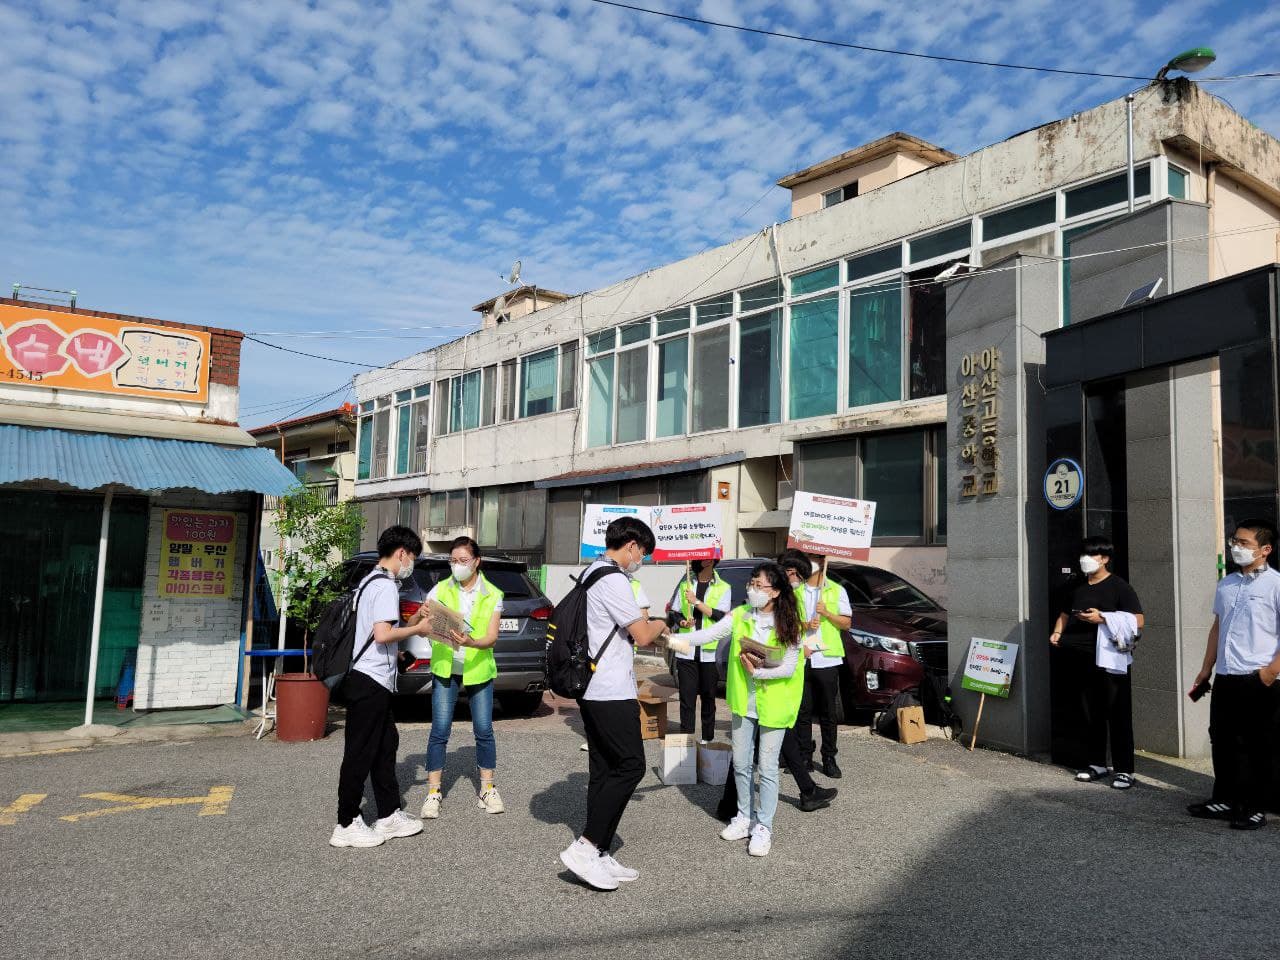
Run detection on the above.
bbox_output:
[499,618,520,633]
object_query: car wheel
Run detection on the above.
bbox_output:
[498,691,545,717]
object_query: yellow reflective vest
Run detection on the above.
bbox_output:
[724,605,805,728]
[430,573,502,685]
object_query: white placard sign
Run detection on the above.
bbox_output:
[785,491,877,560]
[649,503,723,562]
[579,504,647,560]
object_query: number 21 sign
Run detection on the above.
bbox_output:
[1044,458,1083,510]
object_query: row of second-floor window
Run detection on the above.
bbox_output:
[434,340,579,436]
[357,385,430,480]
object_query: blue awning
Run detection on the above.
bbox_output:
[0,424,299,496]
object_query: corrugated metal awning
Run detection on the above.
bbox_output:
[0,424,299,496]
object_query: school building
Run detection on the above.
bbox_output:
[0,296,295,722]
[352,80,1280,758]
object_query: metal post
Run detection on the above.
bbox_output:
[1126,93,1136,214]
[84,490,114,727]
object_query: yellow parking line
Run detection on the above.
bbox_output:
[0,793,49,826]
[60,786,235,822]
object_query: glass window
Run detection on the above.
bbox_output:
[864,433,924,538]
[398,496,417,529]
[656,336,688,437]
[788,294,839,420]
[559,341,579,410]
[1168,165,1188,200]
[615,347,648,443]
[587,356,614,448]
[663,472,705,505]
[395,389,411,403]
[499,359,516,422]
[790,264,839,297]
[412,398,430,473]
[933,429,946,543]
[906,265,950,399]
[738,309,781,428]
[480,365,497,427]
[847,246,901,282]
[1064,164,1151,217]
[358,400,373,414]
[909,223,970,264]
[450,371,481,432]
[546,489,582,564]
[428,492,446,528]
[691,326,730,432]
[478,488,499,546]
[981,195,1056,242]
[740,280,782,313]
[619,318,650,346]
[797,438,856,497]
[695,293,733,325]
[446,489,467,527]
[434,379,451,436]
[372,408,390,479]
[587,329,615,355]
[413,384,430,399]
[357,415,372,480]
[848,281,902,407]
[520,349,557,418]
[655,307,690,336]
[395,403,412,474]
[1062,217,1119,324]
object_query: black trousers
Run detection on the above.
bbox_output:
[579,698,645,850]
[718,719,817,817]
[677,657,718,741]
[1082,665,1135,775]
[796,665,841,763]
[337,671,402,827]
[1209,671,1280,813]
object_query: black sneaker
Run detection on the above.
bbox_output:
[1186,801,1235,821]
[822,759,843,779]
[798,786,838,813]
[1230,811,1267,831]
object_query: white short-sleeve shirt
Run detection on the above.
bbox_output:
[426,578,503,675]
[352,568,402,692]
[581,560,645,702]
[805,582,852,669]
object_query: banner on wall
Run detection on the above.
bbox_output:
[1,303,211,402]
[785,491,877,560]
[159,510,238,598]
[579,503,724,562]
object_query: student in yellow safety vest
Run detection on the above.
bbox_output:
[671,559,732,741]
[797,551,853,778]
[419,536,504,819]
[665,561,805,857]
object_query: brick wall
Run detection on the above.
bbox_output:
[134,491,253,709]
[0,296,243,388]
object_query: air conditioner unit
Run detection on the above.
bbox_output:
[776,480,794,510]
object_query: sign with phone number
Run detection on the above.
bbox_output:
[158,510,237,598]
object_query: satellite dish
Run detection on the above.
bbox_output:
[506,260,522,286]
[491,293,508,322]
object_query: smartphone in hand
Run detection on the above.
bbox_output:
[1189,678,1212,702]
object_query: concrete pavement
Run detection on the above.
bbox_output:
[1,694,1274,960]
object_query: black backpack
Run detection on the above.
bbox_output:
[311,572,391,699]
[918,671,962,740]
[545,565,626,700]
[873,689,921,739]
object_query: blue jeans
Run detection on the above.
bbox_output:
[427,676,496,772]
[730,713,785,831]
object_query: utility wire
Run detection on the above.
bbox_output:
[587,0,1280,82]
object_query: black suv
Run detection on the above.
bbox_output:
[338,552,551,716]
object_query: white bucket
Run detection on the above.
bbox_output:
[697,741,732,785]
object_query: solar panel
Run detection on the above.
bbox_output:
[1122,277,1163,307]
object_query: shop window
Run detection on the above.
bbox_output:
[848,281,902,408]
[788,294,839,419]
[656,335,689,437]
[906,264,953,400]
[847,246,901,283]
[357,414,373,480]
[520,349,557,418]
[1168,164,1188,200]
[558,341,579,411]
[797,438,857,498]
[546,489,583,564]
[932,427,947,543]
[480,365,497,427]
[662,472,705,505]
[863,432,924,538]
[620,478,660,505]
[587,355,615,448]
[428,492,446,528]
[1064,164,1150,218]
[740,280,782,313]
[397,496,418,529]
[909,223,970,264]
[616,347,649,443]
[790,264,839,297]
[691,326,730,432]
[695,293,733,325]
[522,488,547,547]
[656,307,690,336]
[982,195,1056,242]
[738,309,781,427]
[476,488,499,545]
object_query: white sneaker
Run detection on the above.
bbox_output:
[419,792,442,819]
[719,815,751,841]
[373,809,423,839]
[579,742,589,752]
[329,820,385,848]
[599,852,639,882]
[748,824,772,857]
[559,841,619,891]
[478,786,505,814]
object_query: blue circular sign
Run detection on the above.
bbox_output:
[1044,458,1084,510]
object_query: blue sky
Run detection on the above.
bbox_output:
[3,0,1279,426]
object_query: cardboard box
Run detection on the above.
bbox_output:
[638,695,669,740]
[897,705,927,745]
[661,733,698,784]
[696,740,733,785]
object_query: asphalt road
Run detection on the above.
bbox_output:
[1,692,1275,960]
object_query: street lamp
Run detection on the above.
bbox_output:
[1127,47,1218,213]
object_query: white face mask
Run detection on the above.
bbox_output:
[621,546,643,575]
[451,562,474,583]
[746,588,771,609]
[396,560,414,581]
[1079,555,1102,575]
[1231,544,1258,567]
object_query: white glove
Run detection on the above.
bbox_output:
[665,635,692,656]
